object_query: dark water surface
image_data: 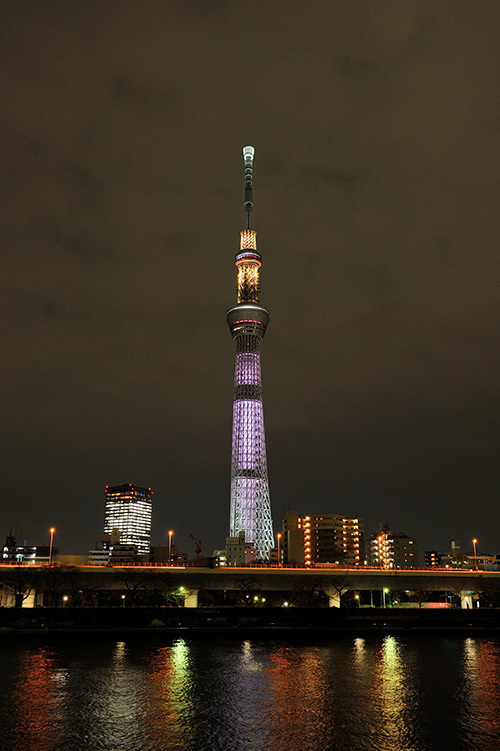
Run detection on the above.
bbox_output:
[0,632,499,751]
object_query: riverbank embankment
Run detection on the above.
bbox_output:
[2,605,500,635]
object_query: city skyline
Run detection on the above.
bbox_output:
[1,3,499,557]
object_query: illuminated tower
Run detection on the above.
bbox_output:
[227,146,274,560]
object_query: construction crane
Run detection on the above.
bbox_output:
[189,534,202,564]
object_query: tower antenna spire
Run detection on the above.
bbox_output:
[243,145,255,229]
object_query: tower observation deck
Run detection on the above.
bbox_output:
[227,146,274,560]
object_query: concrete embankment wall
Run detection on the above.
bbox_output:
[3,606,500,633]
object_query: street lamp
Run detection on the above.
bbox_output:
[382,588,389,608]
[168,530,173,565]
[472,538,478,571]
[355,594,360,608]
[62,595,68,607]
[49,528,55,566]
[121,594,126,607]
[276,532,282,566]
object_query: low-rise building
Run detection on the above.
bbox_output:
[225,531,255,566]
[2,535,53,565]
[109,544,138,564]
[423,540,495,570]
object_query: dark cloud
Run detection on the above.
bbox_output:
[0,1,499,558]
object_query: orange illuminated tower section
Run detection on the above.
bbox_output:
[226,146,274,560]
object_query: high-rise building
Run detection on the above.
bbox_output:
[282,510,364,566]
[303,514,342,564]
[227,147,274,560]
[103,484,152,555]
[341,517,364,565]
[282,509,306,565]
[370,523,418,569]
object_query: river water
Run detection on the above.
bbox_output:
[0,632,499,751]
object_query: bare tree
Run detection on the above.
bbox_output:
[233,577,261,606]
[291,578,328,607]
[323,575,350,607]
[38,565,76,606]
[436,577,469,609]
[115,570,150,605]
[0,567,37,607]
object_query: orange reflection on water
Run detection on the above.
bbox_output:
[462,637,500,742]
[9,647,65,751]
[145,638,193,749]
[262,645,328,750]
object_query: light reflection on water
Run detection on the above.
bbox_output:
[146,638,194,749]
[6,647,64,751]
[1,634,500,750]
[461,637,500,748]
[372,635,423,751]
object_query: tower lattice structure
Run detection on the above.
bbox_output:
[227,146,274,560]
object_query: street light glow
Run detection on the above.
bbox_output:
[168,530,174,565]
[49,527,56,566]
[472,538,478,571]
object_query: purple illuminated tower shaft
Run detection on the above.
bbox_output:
[226,146,274,560]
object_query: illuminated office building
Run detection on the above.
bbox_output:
[103,484,152,555]
[227,147,274,560]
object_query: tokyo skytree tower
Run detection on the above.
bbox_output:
[227,146,275,560]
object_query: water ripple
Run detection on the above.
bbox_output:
[0,634,500,750]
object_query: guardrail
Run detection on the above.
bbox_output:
[0,561,497,573]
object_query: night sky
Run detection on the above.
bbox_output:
[2,1,499,559]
